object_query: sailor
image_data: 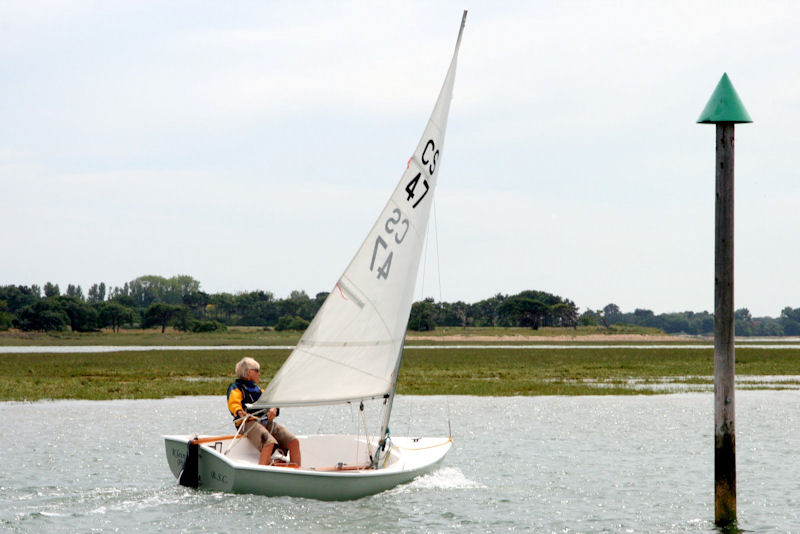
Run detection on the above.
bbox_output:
[227,357,301,467]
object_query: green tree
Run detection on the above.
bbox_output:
[499,297,549,329]
[780,307,800,336]
[15,300,70,331]
[97,302,137,332]
[182,291,210,318]
[603,303,622,323]
[551,302,578,328]
[127,275,201,307]
[735,308,754,336]
[170,275,201,302]
[433,301,469,328]
[470,294,506,327]
[0,285,39,314]
[172,306,194,331]
[235,290,279,326]
[43,282,60,298]
[128,275,168,307]
[210,292,236,323]
[275,315,310,331]
[0,299,12,330]
[143,303,187,333]
[280,290,313,320]
[190,320,227,332]
[57,296,98,332]
[409,299,436,331]
[66,284,84,300]
[87,283,107,303]
[578,309,599,326]
[109,293,137,309]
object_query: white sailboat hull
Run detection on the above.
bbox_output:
[164,434,451,500]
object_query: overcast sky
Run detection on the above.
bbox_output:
[2,1,799,317]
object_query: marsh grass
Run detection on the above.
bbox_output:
[2,346,799,401]
[406,324,668,340]
[0,327,301,347]
[0,325,673,347]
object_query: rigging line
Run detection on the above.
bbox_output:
[392,437,454,451]
[316,403,333,434]
[446,398,452,439]
[433,196,443,302]
[407,397,413,436]
[350,401,357,439]
[192,412,260,449]
[415,211,432,331]
[359,403,374,462]
[420,215,430,299]
[355,406,362,468]
[223,417,255,456]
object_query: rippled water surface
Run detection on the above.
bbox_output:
[2,392,799,532]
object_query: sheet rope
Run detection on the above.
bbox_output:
[390,436,454,451]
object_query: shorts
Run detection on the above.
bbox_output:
[241,419,296,452]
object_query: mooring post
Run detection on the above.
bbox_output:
[697,72,752,528]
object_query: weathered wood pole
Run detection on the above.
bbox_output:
[714,121,737,526]
[697,72,752,528]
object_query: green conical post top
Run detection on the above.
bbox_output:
[697,73,752,124]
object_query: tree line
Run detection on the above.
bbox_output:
[1,275,799,335]
[408,290,579,331]
[0,276,579,333]
[579,303,800,336]
[0,275,320,333]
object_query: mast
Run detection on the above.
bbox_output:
[373,10,467,468]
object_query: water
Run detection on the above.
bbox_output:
[2,392,799,532]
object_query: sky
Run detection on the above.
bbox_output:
[1,1,799,317]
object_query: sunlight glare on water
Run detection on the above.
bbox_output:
[1,392,799,532]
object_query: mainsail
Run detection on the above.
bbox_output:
[255,13,466,408]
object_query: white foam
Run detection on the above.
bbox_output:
[409,467,485,490]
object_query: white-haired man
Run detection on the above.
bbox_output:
[226,357,301,467]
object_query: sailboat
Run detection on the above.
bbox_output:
[164,11,466,500]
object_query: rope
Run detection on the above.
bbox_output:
[433,197,443,302]
[359,403,372,462]
[406,398,413,436]
[316,403,333,434]
[420,218,429,300]
[446,398,452,439]
[391,437,454,451]
[222,410,266,456]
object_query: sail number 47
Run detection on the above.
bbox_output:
[369,138,438,280]
[405,139,439,208]
[405,173,429,208]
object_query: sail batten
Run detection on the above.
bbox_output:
[252,12,464,410]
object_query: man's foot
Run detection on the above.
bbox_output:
[270,449,290,464]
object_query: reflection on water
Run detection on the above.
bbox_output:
[1,392,799,532]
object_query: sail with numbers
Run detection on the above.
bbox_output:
[254,13,466,409]
[165,12,464,500]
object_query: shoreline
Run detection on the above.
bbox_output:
[408,333,694,342]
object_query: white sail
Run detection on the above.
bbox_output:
[254,13,466,408]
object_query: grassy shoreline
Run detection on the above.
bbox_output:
[2,327,798,401]
[0,325,712,349]
[2,345,800,401]
[3,324,798,347]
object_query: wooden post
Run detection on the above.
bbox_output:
[714,122,736,526]
[697,72,751,528]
